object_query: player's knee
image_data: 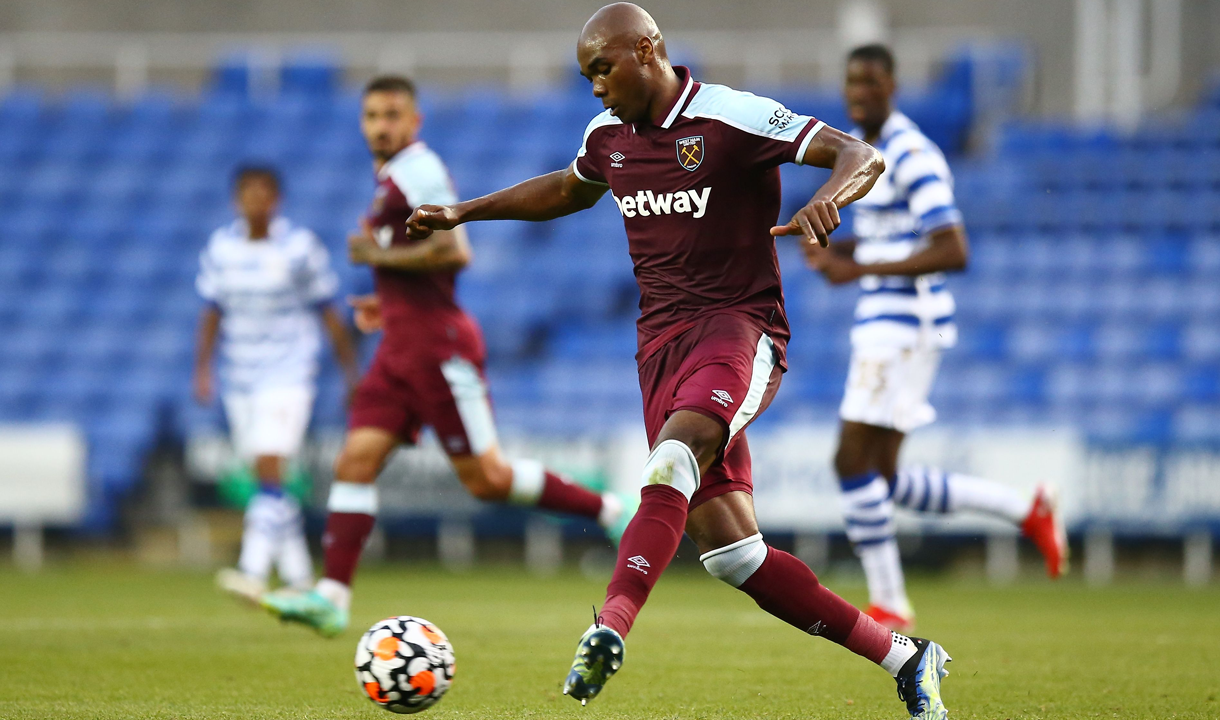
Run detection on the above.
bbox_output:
[657,411,723,469]
[641,439,700,502]
[253,455,283,482]
[700,533,767,587]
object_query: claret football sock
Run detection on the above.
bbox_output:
[892,466,1029,523]
[599,484,688,637]
[599,440,700,637]
[321,481,378,588]
[735,545,863,643]
[508,459,605,519]
[719,541,913,673]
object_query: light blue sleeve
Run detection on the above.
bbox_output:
[387,150,459,207]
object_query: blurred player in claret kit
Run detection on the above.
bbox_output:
[803,44,1068,633]
[407,5,952,717]
[260,75,638,637]
[195,166,360,602]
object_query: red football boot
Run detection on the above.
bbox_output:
[865,604,915,634]
[1022,486,1069,578]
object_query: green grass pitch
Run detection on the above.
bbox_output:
[1,564,1217,719]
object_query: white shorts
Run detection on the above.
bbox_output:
[838,345,941,433]
[222,385,316,459]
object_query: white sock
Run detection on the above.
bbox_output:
[274,496,313,589]
[237,492,281,581]
[315,577,352,612]
[507,459,546,505]
[858,539,914,618]
[880,632,919,677]
[598,492,624,528]
[840,475,912,616]
[894,466,1030,523]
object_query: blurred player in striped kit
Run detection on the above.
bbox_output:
[804,45,1068,632]
[195,166,360,601]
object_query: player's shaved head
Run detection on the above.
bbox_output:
[579,3,666,61]
[576,3,681,125]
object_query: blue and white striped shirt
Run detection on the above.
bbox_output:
[197,217,338,392]
[848,111,961,349]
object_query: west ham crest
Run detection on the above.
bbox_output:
[676,135,704,171]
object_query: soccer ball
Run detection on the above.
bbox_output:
[355,616,456,713]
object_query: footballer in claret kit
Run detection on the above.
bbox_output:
[407,4,953,717]
[259,75,638,639]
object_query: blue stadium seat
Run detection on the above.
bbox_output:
[10,69,1220,526]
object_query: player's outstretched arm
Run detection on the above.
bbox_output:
[810,226,969,285]
[406,166,606,240]
[772,126,884,247]
[350,219,472,273]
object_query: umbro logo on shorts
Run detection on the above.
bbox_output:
[711,389,733,407]
[627,555,650,574]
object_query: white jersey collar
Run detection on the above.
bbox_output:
[231,216,291,242]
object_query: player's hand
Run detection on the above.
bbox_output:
[348,294,383,333]
[771,198,840,248]
[348,220,380,266]
[193,367,213,405]
[406,205,460,240]
[814,254,865,285]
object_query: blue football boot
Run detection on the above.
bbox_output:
[895,637,952,719]
[562,623,625,705]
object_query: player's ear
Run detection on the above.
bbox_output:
[636,36,655,66]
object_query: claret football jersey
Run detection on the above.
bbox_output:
[366,141,465,343]
[574,66,825,367]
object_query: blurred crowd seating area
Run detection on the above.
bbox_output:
[0,55,1216,530]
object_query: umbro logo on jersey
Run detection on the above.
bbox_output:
[612,187,712,219]
[676,135,704,170]
[711,389,733,407]
[627,555,650,574]
[609,151,625,167]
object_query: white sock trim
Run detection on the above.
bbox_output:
[880,632,919,677]
[327,481,378,515]
[700,533,767,587]
[315,577,352,613]
[508,459,546,505]
[641,439,700,501]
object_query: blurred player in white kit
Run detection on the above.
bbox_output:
[194,166,359,601]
